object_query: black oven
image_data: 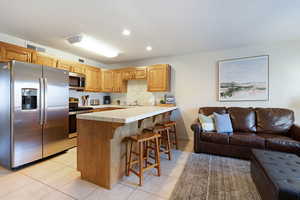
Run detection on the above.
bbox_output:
[69,113,77,137]
[69,101,93,138]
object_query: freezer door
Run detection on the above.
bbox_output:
[42,66,69,157]
[12,61,43,167]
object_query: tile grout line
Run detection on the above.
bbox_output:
[123,186,137,200]
[206,155,212,200]
[0,172,36,199]
[19,170,79,200]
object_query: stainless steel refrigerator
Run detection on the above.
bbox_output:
[0,61,69,169]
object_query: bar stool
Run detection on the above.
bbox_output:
[144,126,173,160]
[157,111,178,149]
[126,132,161,186]
[158,121,178,149]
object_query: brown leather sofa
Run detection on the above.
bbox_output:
[191,107,300,159]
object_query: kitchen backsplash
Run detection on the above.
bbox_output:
[69,90,108,105]
[111,80,166,106]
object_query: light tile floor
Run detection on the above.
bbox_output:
[0,140,193,200]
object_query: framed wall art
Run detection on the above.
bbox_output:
[218,55,269,101]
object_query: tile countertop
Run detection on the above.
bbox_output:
[76,106,177,123]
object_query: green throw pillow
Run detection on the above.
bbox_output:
[198,114,216,132]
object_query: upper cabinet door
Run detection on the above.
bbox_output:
[0,42,35,63]
[122,69,134,80]
[101,70,114,92]
[57,59,75,71]
[134,67,147,79]
[121,67,147,80]
[72,63,86,74]
[35,52,57,68]
[85,65,101,92]
[113,70,126,93]
[147,64,170,92]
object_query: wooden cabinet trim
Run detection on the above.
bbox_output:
[35,52,57,68]
[0,41,35,63]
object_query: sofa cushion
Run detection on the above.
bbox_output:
[230,132,265,148]
[200,132,229,144]
[267,137,300,155]
[255,108,294,134]
[213,112,233,134]
[258,133,288,140]
[228,107,256,132]
[199,107,226,116]
[198,114,215,132]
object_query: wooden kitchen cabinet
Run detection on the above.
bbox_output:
[35,52,57,68]
[147,64,170,92]
[134,66,147,79]
[85,65,101,92]
[56,59,75,71]
[121,67,147,80]
[72,63,86,74]
[0,41,36,63]
[101,69,114,92]
[113,70,127,93]
[122,69,135,80]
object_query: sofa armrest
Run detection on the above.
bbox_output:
[289,124,300,141]
[191,121,202,134]
[191,119,202,153]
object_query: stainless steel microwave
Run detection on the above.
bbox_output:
[69,72,85,90]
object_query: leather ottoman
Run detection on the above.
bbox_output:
[251,149,300,200]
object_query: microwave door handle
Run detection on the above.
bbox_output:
[39,78,44,125]
[81,77,85,88]
[44,78,48,124]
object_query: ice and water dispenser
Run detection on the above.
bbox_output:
[21,89,37,110]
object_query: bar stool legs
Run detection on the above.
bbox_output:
[171,123,178,149]
[155,127,173,160]
[158,121,178,150]
[155,137,161,176]
[143,126,173,161]
[138,141,144,186]
[126,133,161,186]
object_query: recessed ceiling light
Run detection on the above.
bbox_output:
[146,46,152,51]
[122,29,131,36]
[67,34,120,58]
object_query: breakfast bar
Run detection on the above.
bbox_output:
[76,106,177,189]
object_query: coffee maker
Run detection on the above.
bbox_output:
[103,96,111,104]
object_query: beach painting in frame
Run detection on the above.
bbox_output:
[219,55,269,101]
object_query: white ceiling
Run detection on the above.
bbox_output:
[0,0,300,64]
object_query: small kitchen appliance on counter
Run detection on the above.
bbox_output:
[165,95,176,104]
[90,99,100,106]
[103,95,111,104]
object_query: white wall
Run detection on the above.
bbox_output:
[112,41,300,140]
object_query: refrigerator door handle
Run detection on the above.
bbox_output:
[44,78,48,124]
[39,77,44,125]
